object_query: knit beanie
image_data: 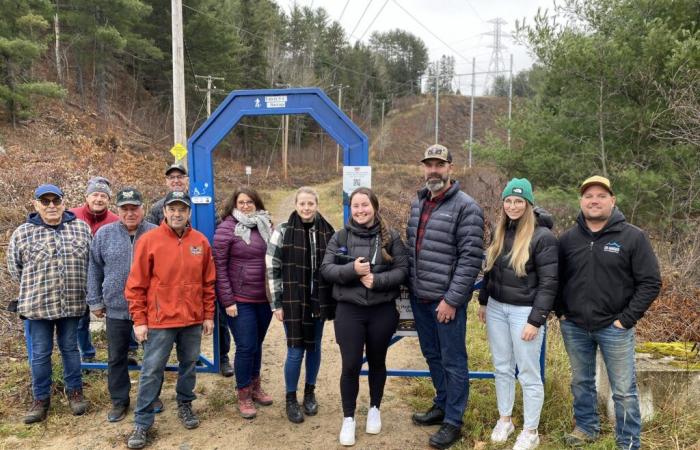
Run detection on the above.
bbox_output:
[502,178,534,205]
[86,176,112,197]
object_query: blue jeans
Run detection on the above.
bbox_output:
[411,297,469,427]
[134,325,202,429]
[560,319,641,450]
[77,307,96,359]
[227,303,273,389]
[27,317,82,400]
[486,299,544,429]
[284,318,324,393]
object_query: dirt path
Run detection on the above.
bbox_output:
[5,183,435,450]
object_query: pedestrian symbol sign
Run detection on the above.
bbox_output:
[170,143,187,161]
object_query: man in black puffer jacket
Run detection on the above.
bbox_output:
[556,176,661,450]
[405,144,484,450]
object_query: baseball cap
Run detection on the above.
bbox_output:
[580,175,613,195]
[116,188,143,207]
[164,190,192,208]
[421,144,452,163]
[165,163,188,176]
[86,176,112,197]
[34,184,64,199]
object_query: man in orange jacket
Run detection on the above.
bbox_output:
[125,190,215,449]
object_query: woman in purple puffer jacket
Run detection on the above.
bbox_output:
[213,187,274,419]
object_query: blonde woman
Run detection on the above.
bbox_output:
[477,178,558,450]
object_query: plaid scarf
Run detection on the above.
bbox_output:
[281,211,334,350]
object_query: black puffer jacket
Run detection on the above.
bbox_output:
[406,181,484,306]
[320,220,408,307]
[478,208,558,327]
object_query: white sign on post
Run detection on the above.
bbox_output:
[245,166,252,176]
[342,166,372,205]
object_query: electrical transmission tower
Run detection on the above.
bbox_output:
[485,18,508,95]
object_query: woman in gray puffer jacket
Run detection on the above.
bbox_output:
[477,178,558,450]
[320,187,408,446]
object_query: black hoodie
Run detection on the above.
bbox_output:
[555,208,661,331]
[478,207,558,327]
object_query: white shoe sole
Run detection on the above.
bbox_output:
[366,424,381,434]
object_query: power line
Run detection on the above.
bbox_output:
[357,0,389,41]
[348,0,374,40]
[337,0,351,22]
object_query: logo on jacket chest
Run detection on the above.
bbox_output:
[190,245,203,256]
[603,241,621,254]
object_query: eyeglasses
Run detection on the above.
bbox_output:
[237,200,255,206]
[503,198,526,206]
[167,175,187,181]
[38,197,63,206]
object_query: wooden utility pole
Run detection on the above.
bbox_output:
[507,53,513,150]
[172,0,187,161]
[195,75,225,116]
[333,85,346,172]
[379,99,385,158]
[468,57,475,169]
[435,61,440,144]
[282,115,289,180]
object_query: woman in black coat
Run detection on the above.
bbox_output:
[320,187,408,447]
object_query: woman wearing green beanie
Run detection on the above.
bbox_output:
[477,178,558,450]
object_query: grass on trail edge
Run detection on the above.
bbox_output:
[399,301,700,450]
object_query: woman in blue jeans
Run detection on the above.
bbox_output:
[213,187,274,419]
[477,178,558,450]
[266,187,335,423]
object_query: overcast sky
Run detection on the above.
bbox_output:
[275,0,556,93]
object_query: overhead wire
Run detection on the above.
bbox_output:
[347,0,375,40]
[357,0,390,41]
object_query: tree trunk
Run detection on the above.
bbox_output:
[598,77,608,178]
[54,5,62,84]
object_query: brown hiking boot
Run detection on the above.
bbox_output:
[24,399,50,424]
[251,376,273,406]
[237,386,257,419]
[68,389,88,415]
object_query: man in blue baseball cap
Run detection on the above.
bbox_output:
[7,184,93,423]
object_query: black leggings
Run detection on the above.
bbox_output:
[334,301,399,418]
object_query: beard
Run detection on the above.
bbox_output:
[425,174,448,193]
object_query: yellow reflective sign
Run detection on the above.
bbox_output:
[170,143,187,161]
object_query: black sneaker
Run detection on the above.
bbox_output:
[177,401,200,429]
[302,383,318,416]
[24,399,50,424]
[412,404,445,426]
[127,426,148,449]
[285,392,304,424]
[107,403,128,422]
[220,359,234,378]
[429,423,462,449]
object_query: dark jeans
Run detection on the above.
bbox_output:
[27,317,82,400]
[227,302,272,389]
[284,318,324,393]
[411,296,469,427]
[133,325,202,429]
[77,307,96,359]
[217,302,231,361]
[560,319,641,450]
[106,318,134,406]
[334,301,398,418]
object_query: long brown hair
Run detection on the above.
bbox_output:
[221,187,266,218]
[349,187,393,263]
[484,201,536,277]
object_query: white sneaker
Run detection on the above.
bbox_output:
[512,429,540,450]
[339,417,356,446]
[490,419,515,443]
[366,406,381,434]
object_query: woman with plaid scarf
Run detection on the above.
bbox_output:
[266,187,335,424]
[320,187,408,446]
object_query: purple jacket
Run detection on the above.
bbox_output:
[213,216,268,306]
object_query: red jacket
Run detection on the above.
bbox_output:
[70,204,118,235]
[125,222,216,328]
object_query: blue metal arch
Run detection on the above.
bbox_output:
[187,87,369,242]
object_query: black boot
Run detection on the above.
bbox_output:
[302,383,318,416]
[286,392,304,423]
[429,423,462,449]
